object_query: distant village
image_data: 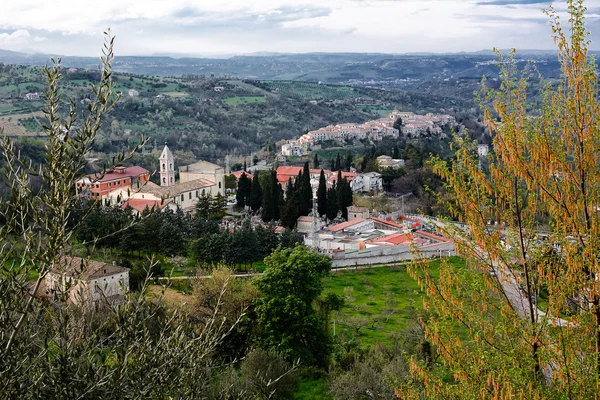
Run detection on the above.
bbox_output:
[281,110,456,157]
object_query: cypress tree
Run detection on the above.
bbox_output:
[392,145,400,159]
[236,172,251,208]
[261,174,274,222]
[249,173,262,212]
[335,153,341,171]
[345,152,352,171]
[302,162,312,213]
[313,153,319,169]
[271,171,281,221]
[330,158,335,171]
[243,160,247,172]
[317,170,327,217]
[337,176,353,220]
[326,185,338,221]
[285,177,294,200]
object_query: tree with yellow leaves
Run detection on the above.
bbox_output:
[407,1,600,397]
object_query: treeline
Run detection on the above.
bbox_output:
[75,195,301,275]
[235,162,353,229]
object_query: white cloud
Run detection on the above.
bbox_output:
[0,29,45,50]
[0,0,598,55]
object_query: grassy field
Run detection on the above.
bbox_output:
[323,257,465,347]
[357,105,394,117]
[259,81,356,101]
[294,378,332,400]
[222,96,267,105]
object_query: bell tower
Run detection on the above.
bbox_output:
[159,143,175,187]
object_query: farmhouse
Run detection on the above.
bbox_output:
[44,257,129,308]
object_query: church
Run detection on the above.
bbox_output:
[112,145,225,214]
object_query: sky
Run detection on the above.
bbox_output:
[1,0,600,57]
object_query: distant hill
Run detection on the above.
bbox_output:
[0,49,567,83]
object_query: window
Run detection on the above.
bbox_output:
[181,194,184,201]
[218,182,222,189]
[171,177,174,184]
[189,192,192,200]
[170,163,173,169]
[163,177,166,184]
[162,163,165,170]
[196,190,199,197]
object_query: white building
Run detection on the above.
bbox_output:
[128,89,139,97]
[179,160,225,197]
[44,257,129,308]
[351,172,383,193]
[24,92,40,100]
[477,144,490,157]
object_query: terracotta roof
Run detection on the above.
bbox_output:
[297,216,313,222]
[415,230,452,243]
[372,233,415,245]
[122,198,171,213]
[372,217,404,229]
[327,218,366,232]
[231,171,253,180]
[138,178,215,198]
[277,166,303,176]
[53,256,129,281]
[79,166,149,184]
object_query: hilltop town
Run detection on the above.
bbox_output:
[281,110,456,157]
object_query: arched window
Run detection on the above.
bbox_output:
[170,177,174,184]
[170,163,173,169]
[162,163,165,170]
[162,177,166,184]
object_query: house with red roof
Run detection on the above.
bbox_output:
[76,166,150,201]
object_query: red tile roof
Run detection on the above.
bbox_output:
[415,230,452,243]
[371,217,404,229]
[122,198,170,213]
[373,233,415,245]
[231,170,253,180]
[81,166,149,183]
[326,218,366,232]
[277,166,303,177]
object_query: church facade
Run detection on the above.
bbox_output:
[111,144,225,213]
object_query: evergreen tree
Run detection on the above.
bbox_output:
[326,185,338,221]
[317,170,327,217]
[261,173,274,222]
[249,173,262,213]
[393,116,403,132]
[285,178,294,201]
[243,160,247,171]
[392,145,400,159]
[345,152,352,171]
[272,174,282,221]
[336,172,353,220]
[280,196,300,229]
[335,153,341,171]
[236,172,251,208]
[313,153,319,169]
[302,162,312,213]
[255,223,280,258]
[330,158,335,171]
